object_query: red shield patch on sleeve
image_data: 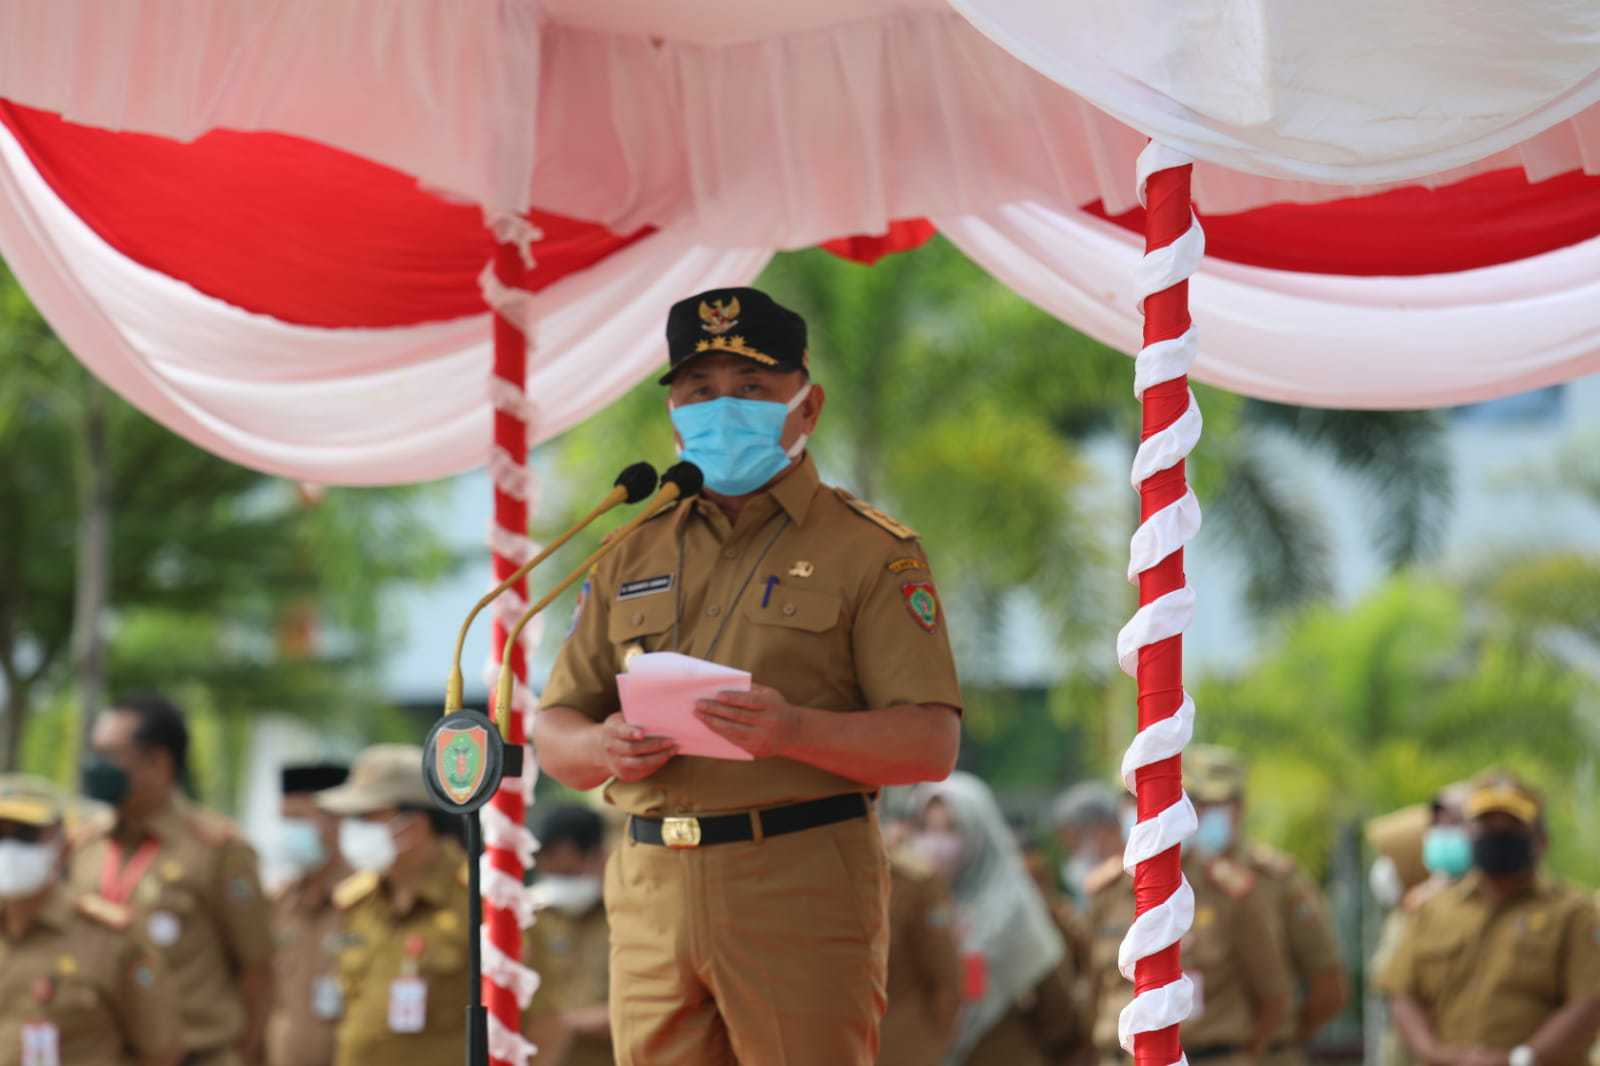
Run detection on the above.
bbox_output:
[901,582,940,633]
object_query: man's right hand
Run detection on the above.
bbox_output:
[596,714,678,782]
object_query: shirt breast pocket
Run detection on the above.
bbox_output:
[1412,930,1470,1002]
[608,592,677,665]
[741,585,842,634]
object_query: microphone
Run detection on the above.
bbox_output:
[444,462,658,713]
[491,462,703,729]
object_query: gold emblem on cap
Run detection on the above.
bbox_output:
[789,561,814,578]
[698,297,741,335]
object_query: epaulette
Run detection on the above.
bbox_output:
[75,894,132,931]
[1085,855,1126,897]
[333,871,380,911]
[1207,857,1258,900]
[188,808,239,848]
[833,489,917,541]
[1247,842,1298,879]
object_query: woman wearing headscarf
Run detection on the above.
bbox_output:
[914,773,1088,1066]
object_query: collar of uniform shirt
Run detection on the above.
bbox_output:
[684,453,821,530]
[1461,870,1555,902]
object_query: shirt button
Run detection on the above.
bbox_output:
[782,604,797,617]
[707,605,722,618]
[723,549,738,559]
[631,611,644,626]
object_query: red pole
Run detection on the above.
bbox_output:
[485,239,530,1065]
[1133,158,1193,1066]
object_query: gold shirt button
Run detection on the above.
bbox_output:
[707,605,722,617]
[782,604,797,617]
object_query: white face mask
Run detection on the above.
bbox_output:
[339,817,399,874]
[281,818,328,873]
[533,874,604,917]
[0,839,60,900]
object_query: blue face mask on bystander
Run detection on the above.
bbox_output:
[670,384,811,496]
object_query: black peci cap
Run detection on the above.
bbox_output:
[280,762,350,796]
[661,287,808,384]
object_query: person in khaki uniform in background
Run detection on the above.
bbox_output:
[914,775,1086,1066]
[265,763,350,1066]
[875,807,963,1066]
[535,287,963,1066]
[71,694,274,1066]
[1380,771,1600,1066]
[1085,835,1290,1066]
[0,775,182,1066]
[523,804,613,1066]
[314,745,470,1066]
[1184,748,1348,1066]
[1367,785,1473,1066]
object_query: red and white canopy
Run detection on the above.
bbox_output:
[1,0,1597,483]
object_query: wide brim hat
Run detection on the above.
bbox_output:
[316,744,430,816]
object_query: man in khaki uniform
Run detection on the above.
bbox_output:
[534,287,964,1066]
[265,763,350,1066]
[1185,747,1348,1066]
[1085,844,1290,1066]
[523,804,613,1066]
[0,775,182,1066]
[72,694,274,1066]
[314,745,471,1066]
[877,850,962,1066]
[1380,771,1600,1066]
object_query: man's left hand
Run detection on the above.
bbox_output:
[694,684,803,759]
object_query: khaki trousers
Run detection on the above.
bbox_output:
[605,810,890,1066]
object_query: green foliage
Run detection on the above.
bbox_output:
[0,258,459,790]
[1194,574,1599,884]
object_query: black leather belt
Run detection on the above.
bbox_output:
[629,792,869,848]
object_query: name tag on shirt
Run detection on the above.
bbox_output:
[387,977,427,1033]
[312,975,343,1020]
[617,575,672,600]
[21,1022,59,1066]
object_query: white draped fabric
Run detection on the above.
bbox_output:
[937,203,1600,409]
[0,120,768,484]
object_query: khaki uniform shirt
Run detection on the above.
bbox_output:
[0,886,181,1066]
[332,842,470,1066]
[542,456,964,815]
[1378,873,1600,1065]
[522,903,611,1066]
[69,796,273,1055]
[1242,842,1342,1041]
[266,862,349,1066]
[1087,854,1289,1058]
[879,859,962,1066]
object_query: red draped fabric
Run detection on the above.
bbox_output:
[1088,168,1600,276]
[0,102,649,328]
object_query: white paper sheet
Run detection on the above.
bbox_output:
[616,652,755,761]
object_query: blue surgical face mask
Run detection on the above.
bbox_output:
[1191,807,1234,858]
[1422,825,1473,879]
[670,384,811,496]
[281,817,328,873]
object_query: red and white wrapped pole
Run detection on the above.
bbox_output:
[478,216,547,1066]
[1115,142,1204,1066]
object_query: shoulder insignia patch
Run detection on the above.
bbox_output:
[333,871,381,911]
[1085,855,1126,897]
[834,489,917,541]
[1208,857,1258,899]
[75,894,132,931]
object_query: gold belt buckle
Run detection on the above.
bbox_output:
[661,816,702,849]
